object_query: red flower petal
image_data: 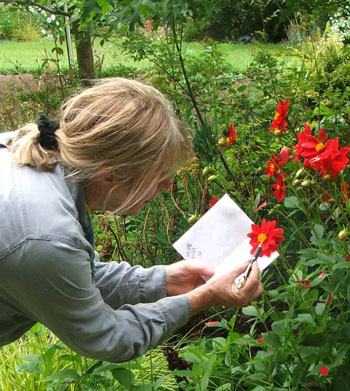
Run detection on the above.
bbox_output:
[209,197,219,209]
[297,279,311,288]
[247,219,284,257]
[326,292,332,305]
[205,321,219,326]
[257,337,264,344]
[226,123,236,147]
[320,366,329,376]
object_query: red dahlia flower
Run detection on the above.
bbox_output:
[295,124,329,167]
[269,100,290,133]
[265,153,285,178]
[247,219,285,257]
[226,123,236,147]
[315,138,350,179]
[272,174,286,203]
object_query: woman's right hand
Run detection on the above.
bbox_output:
[186,261,263,314]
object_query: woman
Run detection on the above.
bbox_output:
[0,78,263,362]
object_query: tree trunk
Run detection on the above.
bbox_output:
[72,22,97,80]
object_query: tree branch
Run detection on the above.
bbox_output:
[1,0,70,16]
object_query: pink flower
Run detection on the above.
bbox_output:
[146,19,152,32]
[254,201,267,212]
[279,146,290,164]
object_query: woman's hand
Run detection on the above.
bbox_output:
[187,261,264,313]
[166,260,214,296]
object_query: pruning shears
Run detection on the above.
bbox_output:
[234,243,263,289]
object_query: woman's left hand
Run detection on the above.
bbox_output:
[166,260,214,296]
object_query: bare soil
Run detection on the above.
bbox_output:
[0,74,39,92]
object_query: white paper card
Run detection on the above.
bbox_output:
[173,194,279,279]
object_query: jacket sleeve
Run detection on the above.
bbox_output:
[93,256,168,309]
[4,239,192,362]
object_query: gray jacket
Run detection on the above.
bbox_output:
[0,133,191,362]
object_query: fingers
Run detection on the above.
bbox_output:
[186,260,215,277]
[243,262,264,300]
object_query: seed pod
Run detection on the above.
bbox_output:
[301,179,311,188]
[187,214,199,224]
[295,168,305,179]
[202,166,214,176]
[207,175,218,183]
[338,229,349,240]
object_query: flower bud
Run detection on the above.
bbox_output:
[338,229,349,240]
[207,175,218,183]
[187,214,199,224]
[274,129,282,137]
[202,166,214,176]
[323,174,332,181]
[295,168,305,179]
[293,179,301,187]
[301,179,311,188]
[328,198,336,205]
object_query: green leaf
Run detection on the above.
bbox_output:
[111,368,135,387]
[310,224,324,243]
[39,369,80,383]
[242,305,259,317]
[216,384,231,391]
[17,355,44,374]
[296,313,315,325]
[97,0,111,14]
[284,196,300,209]
[315,302,325,316]
[263,332,281,347]
[312,102,333,117]
[298,248,318,257]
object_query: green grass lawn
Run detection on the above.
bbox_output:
[0,38,291,74]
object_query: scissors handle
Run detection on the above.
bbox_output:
[234,262,252,289]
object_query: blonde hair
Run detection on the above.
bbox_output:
[9,78,193,212]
